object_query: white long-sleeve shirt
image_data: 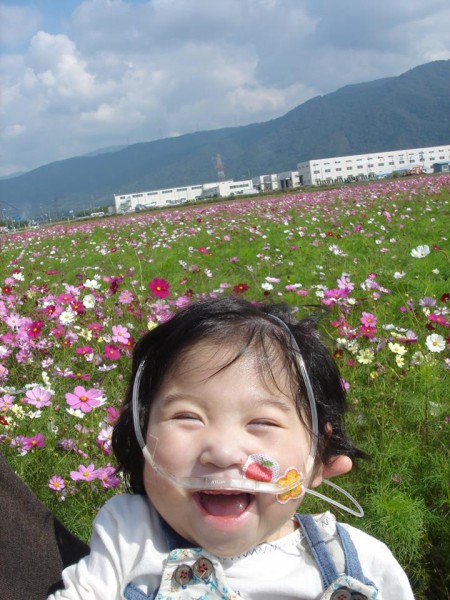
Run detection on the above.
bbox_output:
[48,494,414,600]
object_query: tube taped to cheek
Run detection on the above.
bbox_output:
[132,327,364,517]
[142,438,306,496]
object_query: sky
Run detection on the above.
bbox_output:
[1,0,449,177]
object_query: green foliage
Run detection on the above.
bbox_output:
[0,177,449,598]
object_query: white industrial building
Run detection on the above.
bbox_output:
[297,144,450,186]
[113,169,304,213]
[199,179,257,200]
[114,183,205,213]
[252,170,300,192]
[114,144,450,213]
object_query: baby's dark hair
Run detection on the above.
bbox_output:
[112,296,364,494]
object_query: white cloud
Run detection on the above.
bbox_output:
[0,0,449,176]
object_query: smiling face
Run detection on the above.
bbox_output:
[143,341,315,557]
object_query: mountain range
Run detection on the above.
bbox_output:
[1,59,449,219]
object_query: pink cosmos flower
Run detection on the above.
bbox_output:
[427,314,450,327]
[65,386,103,413]
[57,292,75,304]
[51,325,65,338]
[0,394,14,410]
[5,313,23,329]
[118,290,134,304]
[96,465,120,489]
[70,464,99,482]
[148,277,170,299]
[25,386,52,408]
[87,322,103,332]
[48,475,66,491]
[76,346,94,356]
[97,425,113,455]
[67,372,91,381]
[340,379,350,392]
[360,312,377,327]
[337,274,354,291]
[106,406,120,423]
[112,325,130,344]
[174,295,191,309]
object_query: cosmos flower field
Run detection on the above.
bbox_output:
[1,175,448,598]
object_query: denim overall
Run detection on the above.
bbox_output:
[124,515,378,600]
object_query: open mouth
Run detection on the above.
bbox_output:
[196,490,254,517]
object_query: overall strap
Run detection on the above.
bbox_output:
[335,523,374,586]
[297,514,374,588]
[297,514,340,588]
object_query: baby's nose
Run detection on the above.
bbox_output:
[198,433,247,470]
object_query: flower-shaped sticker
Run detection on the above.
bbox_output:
[276,467,304,504]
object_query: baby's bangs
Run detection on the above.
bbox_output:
[173,317,312,425]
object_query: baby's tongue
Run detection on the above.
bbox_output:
[199,492,250,516]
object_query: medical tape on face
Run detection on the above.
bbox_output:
[131,320,364,517]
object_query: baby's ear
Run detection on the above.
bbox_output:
[309,455,353,488]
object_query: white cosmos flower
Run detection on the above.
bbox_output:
[393,271,406,279]
[261,282,273,291]
[83,294,96,309]
[388,342,407,355]
[84,279,101,290]
[410,245,430,258]
[395,355,405,368]
[425,333,446,353]
[66,408,85,419]
[59,309,76,325]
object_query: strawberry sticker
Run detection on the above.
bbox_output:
[243,454,280,482]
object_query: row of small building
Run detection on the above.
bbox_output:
[114,144,450,214]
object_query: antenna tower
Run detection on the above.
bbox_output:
[215,154,225,181]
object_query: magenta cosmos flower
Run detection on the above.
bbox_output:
[148,277,170,299]
[22,433,45,451]
[65,386,103,413]
[104,344,121,360]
